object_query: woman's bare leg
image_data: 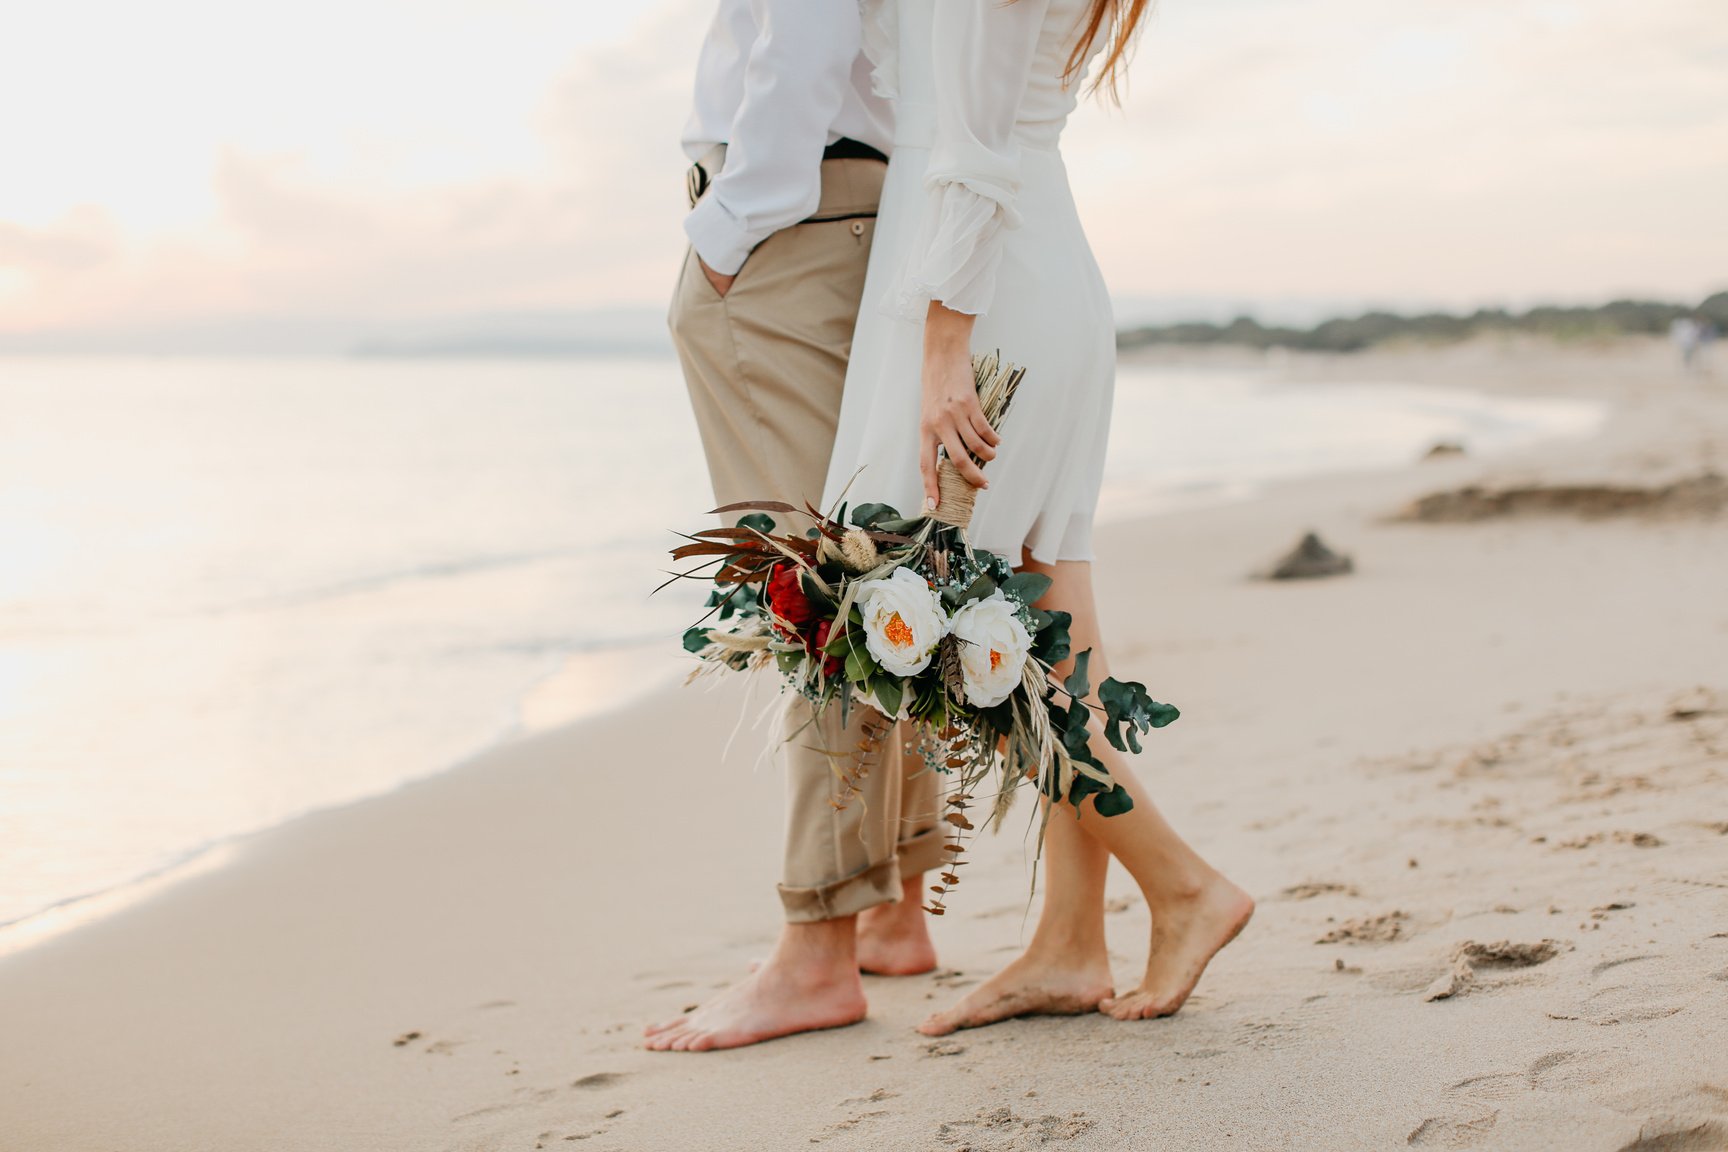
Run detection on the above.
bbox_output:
[919,556,1252,1033]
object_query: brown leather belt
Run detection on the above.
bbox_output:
[686,137,888,208]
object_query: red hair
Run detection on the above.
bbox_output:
[1062,0,1154,100]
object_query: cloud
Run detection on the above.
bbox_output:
[1,0,1723,341]
[0,208,118,272]
[1065,0,1728,302]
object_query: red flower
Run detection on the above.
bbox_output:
[765,564,816,635]
[812,618,843,678]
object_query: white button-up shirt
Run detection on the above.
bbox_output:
[682,0,893,275]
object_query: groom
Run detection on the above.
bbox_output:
[647,0,943,1052]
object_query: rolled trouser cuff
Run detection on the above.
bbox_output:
[778,856,902,923]
[895,822,948,880]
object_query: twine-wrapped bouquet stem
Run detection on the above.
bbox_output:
[927,352,1026,530]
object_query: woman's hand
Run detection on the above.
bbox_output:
[920,301,1001,510]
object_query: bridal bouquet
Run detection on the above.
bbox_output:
[668,355,1178,911]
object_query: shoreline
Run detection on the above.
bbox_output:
[0,345,1610,961]
[3,336,1724,1150]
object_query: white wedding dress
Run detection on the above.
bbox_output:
[822,0,1114,564]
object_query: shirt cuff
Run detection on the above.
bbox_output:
[683,196,760,276]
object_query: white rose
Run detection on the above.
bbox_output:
[948,592,1032,708]
[855,566,946,678]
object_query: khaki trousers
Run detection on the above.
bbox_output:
[670,156,945,922]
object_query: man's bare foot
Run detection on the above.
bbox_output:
[643,960,865,1052]
[645,919,866,1052]
[917,949,1113,1036]
[1099,875,1254,1021]
[856,877,938,976]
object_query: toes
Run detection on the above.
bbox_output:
[1100,993,1158,1021]
[916,1015,954,1037]
[643,1015,687,1037]
[646,1022,696,1051]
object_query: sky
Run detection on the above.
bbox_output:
[0,0,1724,344]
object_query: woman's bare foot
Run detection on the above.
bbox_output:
[917,948,1113,1036]
[644,920,867,1052]
[856,876,938,976]
[1099,875,1254,1021]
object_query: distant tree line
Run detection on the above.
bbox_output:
[1117,292,1728,353]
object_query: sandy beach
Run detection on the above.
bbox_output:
[2,337,1724,1151]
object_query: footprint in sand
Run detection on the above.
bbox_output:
[935,1106,1094,1150]
[1441,1048,1627,1103]
[1407,1102,1499,1148]
[1547,955,1690,1025]
[571,1072,626,1090]
[1423,939,1564,1002]
[809,1109,891,1143]
[1279,881,1363,901]
[1317,910,1409,945]
[1411,1049,1628,1147]
[1614,1120,1728,1152]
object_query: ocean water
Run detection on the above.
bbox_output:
[0,354,1603,947]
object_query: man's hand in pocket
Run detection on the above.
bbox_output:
[698,255,736,298]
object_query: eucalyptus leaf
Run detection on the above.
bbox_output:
[1063,649,1092,700]
[1093,784,1135,817]
[682,625,712,654]
[1098,676,1181,754]
[736,512,776,535]
[958,574,998,605]
[850,503,901,529]
[1032,609,1072,665]
[1000,572,1053,606]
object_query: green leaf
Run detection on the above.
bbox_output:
[1093,784,1135,817]
[1098,677,1181,754]
[871,674,904,718]
[1063,649,1092,700]
[850,503,901,529]
[822,624,853,655]
[845,644,877,683]
[1031,609,1072,665]
[682,625,712,654]
[799,569,837,612]
[1060,700,1106,773]
[1000,572,1052,606]
[957,574,997,606]
[735,512,776,535]
[775,650,802,676]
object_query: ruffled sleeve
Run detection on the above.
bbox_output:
[859,0,898,98]
[890,0,1050,319]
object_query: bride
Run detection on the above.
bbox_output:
[824,0,1254,1031]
